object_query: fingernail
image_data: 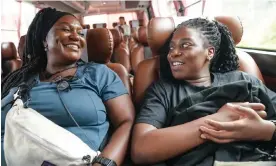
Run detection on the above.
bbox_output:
[205,120,210,124]
[237,106,243,110]
[227,103,235,107]
[201,134,206,139]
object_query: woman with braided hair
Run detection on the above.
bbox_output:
[131,18,276,165]
[1,8,134,166]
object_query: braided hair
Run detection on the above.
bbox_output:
[1,8,74,98]
[159,18,239,80]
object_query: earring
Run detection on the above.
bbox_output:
[44,44,48,51]
[207,56,213,60]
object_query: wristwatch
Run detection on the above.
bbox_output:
[92,156,117,166]
[270,120,276,142]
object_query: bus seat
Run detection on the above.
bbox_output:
[1,42,22,78]
[130,26,152,74]
[110,29,131,73]
[133,16,264,106]
[236,48,264,83]
[86,28,132,96]
[129,29,139,51]
[86,28,134,165]
[2,42,18,60]
[110,28,124,49]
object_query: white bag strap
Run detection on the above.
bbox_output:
[13,76,37,103]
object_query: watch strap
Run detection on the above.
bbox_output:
[270,120,276,142]
[92,156,117,166]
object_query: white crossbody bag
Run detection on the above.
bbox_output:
[4,78,100,166]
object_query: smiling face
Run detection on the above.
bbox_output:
[167,27,214,80]
[44,15,85,66]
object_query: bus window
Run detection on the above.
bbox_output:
[151,0,177,17]
[1,0,39,47]
[20,2,38,37]
[203,0,276,51]
[182,0,205,16]
[84,12,137,29]
[1,0,20,46]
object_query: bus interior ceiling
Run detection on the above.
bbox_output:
[27,1,150,16]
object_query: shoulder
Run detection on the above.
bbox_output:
[81,62,113,74]
[79,62,118,82]
[214,70,242,79]
[151,78,168,89]
[147,78,175,97]
[215,70,262,86]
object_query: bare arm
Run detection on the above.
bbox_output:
[98,94,135,166]
[131,114,219,164]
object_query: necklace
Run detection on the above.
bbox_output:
[41,65,77,80]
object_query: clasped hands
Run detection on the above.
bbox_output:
[199,102,275,143]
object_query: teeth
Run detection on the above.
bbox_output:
[172,62,184,66]
[66,45,78,49]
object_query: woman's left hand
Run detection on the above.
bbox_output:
[199,105,275,143]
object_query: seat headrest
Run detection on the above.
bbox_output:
[93,23,107,29]
[147,17,175,54]
[110,29,123,48]
[86,28,114,63]
[82,24,90,29]
[2,59,22,76]
[1,42,18,60]
[138,19,145,26]
[213,16,243,45]
[18,35,26,60]
[148,16,243,54]
[131,28,139,42]
[112,22,118,28]
[138,26,148,46]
